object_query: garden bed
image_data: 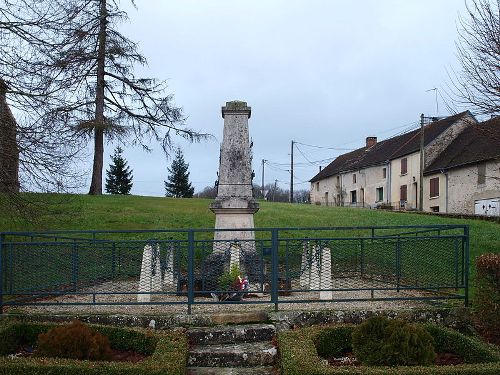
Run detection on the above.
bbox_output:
[278,324,500,374]
[0,321,187,375]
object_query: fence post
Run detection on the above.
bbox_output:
[187,230,195,315]
[72,240,79,292]
[454,238,459,289]
[396,237,401,292]
[464,226,470,307]
[0,233,4,314]
[271,229,279,312]
[360,238,365,277]
[111,242,116,279]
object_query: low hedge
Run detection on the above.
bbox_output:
[474,253,500,344]
[0,321,187,375]
[279,324,500,375]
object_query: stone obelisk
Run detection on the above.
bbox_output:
[210,101,259,249]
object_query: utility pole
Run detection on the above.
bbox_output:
[419,113,425,212]
[290,140,294,203]
[261,159,266,199]
[273,179,278,202]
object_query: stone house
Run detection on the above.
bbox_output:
[310,111,477,211]
[423,117,500,215]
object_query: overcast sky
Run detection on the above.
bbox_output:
[87,0,469,197]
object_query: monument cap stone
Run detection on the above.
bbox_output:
[222,100,251,119]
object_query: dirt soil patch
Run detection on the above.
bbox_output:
[10,345,148,363]
[327,352,464,367]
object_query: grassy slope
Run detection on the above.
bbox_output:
[0,194,498,295]
[1,194,498,254]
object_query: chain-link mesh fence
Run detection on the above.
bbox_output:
[0,225,469,313]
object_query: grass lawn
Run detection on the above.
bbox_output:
[0,193,498,299]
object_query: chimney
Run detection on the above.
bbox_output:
[366,136,377,148]
[319,166,322,172]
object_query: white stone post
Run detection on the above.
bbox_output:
[300,241,311,288]
[229,242,241,272]
[319,247,333,300]
[309,245,321,291]
[163,243,177,290]
[137,243,162,302]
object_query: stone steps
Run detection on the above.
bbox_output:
[186,323,278,373]
[187,324,276,346]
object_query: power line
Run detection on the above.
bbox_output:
[294,141,354,151]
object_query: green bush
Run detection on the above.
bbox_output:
[37,320,111,361]
[0,321,187,375]
[218,264,240,291]
[474,253,500,344]
[424,324,500,364]
[314,326,352,358]
[279,324,500,375]
[352,316,436,366]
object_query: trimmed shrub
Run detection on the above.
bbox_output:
[474,253,500,344]
[36,320,111,361]
[314,326,352,358]
[280,324,500,375]
[425,324,500,364]
[352,316,436,366]
[0,321,187,375]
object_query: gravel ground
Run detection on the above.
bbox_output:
[12,277,441,315]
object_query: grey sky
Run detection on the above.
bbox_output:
[89,0,468,197]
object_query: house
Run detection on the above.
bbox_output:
[310,111,477,211]
[423,116,500,215]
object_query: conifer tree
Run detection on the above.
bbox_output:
[105,147,133,195]
[164,148,194,198]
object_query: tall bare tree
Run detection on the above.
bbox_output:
[48,0,206,194]
[1,0,207,195]
[1,1,83,194]
[449,0,500,117]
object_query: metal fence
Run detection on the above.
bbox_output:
[0,225,469,314]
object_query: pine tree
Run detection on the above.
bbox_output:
[105,147,133,195]
[165,148,194,198]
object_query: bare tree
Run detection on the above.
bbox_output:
[195,185,218,199]
[449,0,500,117]
[1,0,208,196]
[47,0,207,194]
[0,1,84,195]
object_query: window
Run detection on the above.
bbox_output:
[400,184,407,201]
[430,177,439,198]
[316,182,319,191]
[382,167,387,179]
[376,187,384,201]
[430,206,440,213]
[350,190,357,203]
[336,175,340,187]
[353,174,357,184]
[401,158,408,175]
[478,163,486,185]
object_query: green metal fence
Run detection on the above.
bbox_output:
[0,225,469,314]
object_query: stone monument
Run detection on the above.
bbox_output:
[204,101,261,292]
[210,101,259,250]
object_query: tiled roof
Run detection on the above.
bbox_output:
[310,111,472,182]
[425,116,500,174]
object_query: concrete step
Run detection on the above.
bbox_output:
[188,324,276,346]
[188,341,278,368]
[186,366,276,375]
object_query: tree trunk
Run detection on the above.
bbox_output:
[88,0,107,195]
[0,80,20,194]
